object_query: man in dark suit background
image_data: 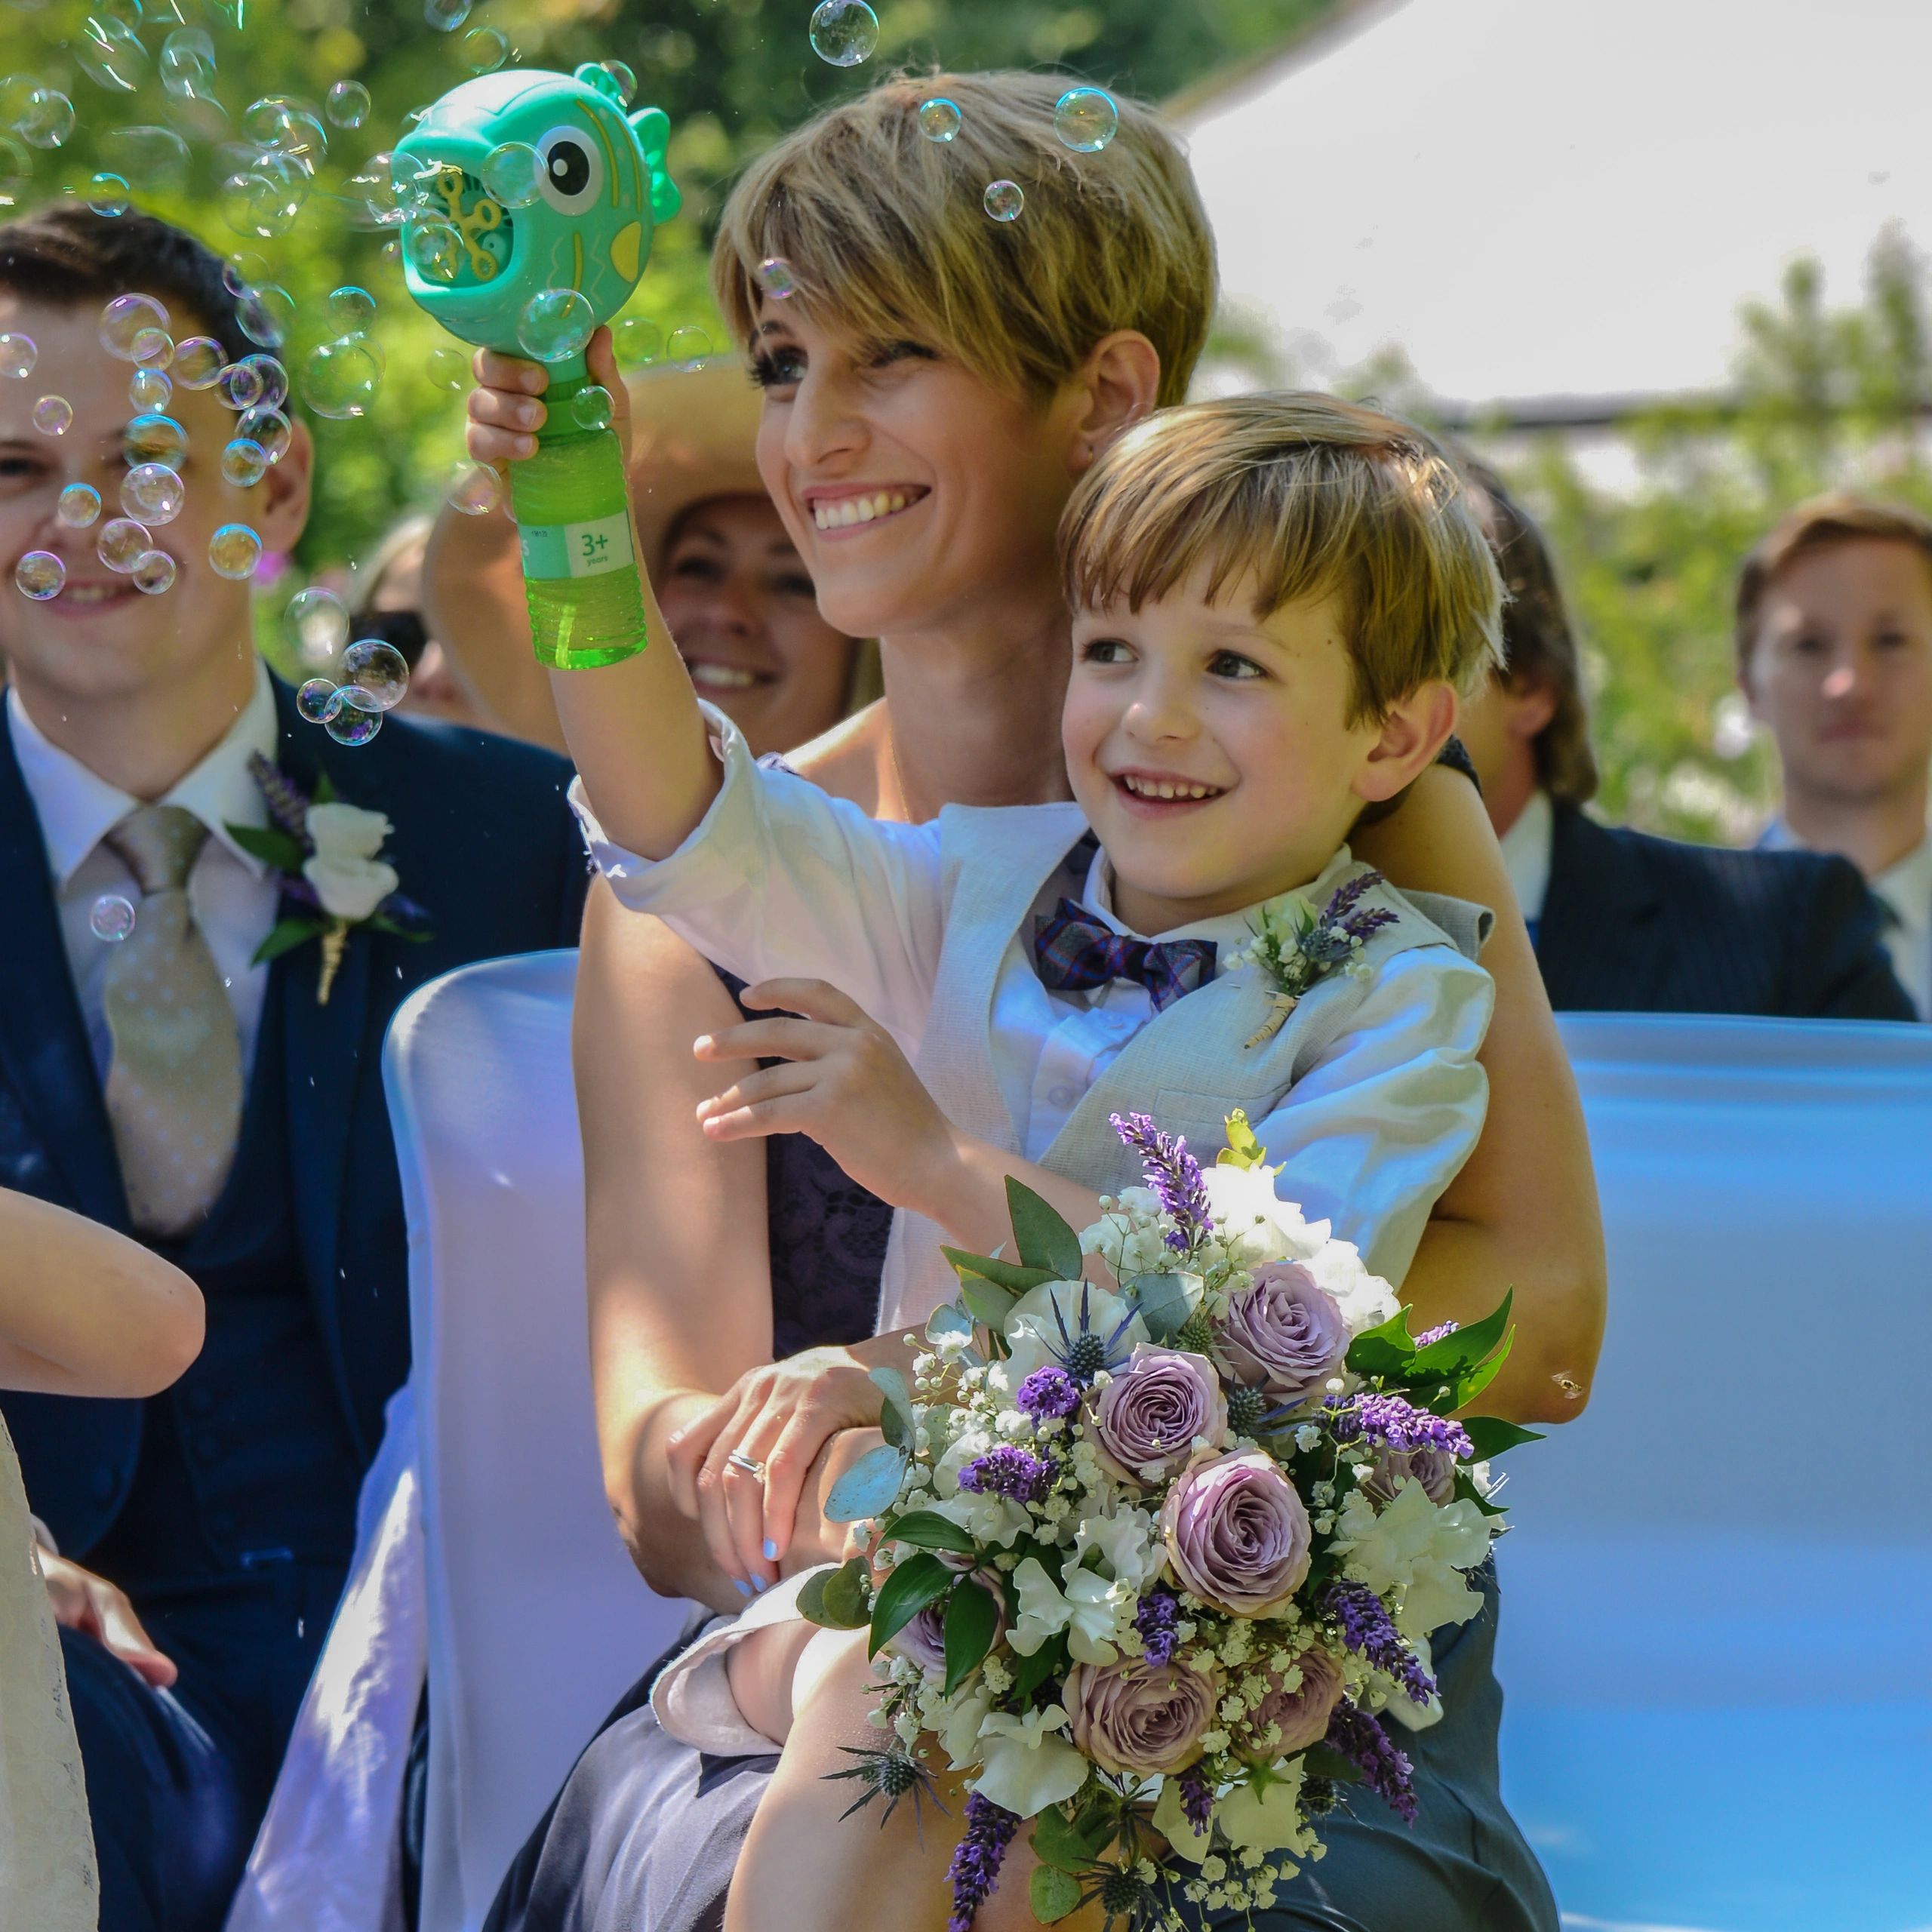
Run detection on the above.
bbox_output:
[1453,462,1912,1019]
[0,209,588,1930]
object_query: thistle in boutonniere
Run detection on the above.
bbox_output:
[1226,869,1398,1048]
[226,752,430,1004]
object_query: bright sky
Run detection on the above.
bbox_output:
[1180,0,1932,407]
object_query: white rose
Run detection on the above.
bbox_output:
[303,801,398,922]
[1301,1239,1400,1339]
[306,799,393,863]
[1201,1164,1333,1269]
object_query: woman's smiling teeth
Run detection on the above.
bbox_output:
[1118,774,1224,801]
[687,660,761,691]
[811,489,918,531]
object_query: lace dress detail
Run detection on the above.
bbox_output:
[0,1417,98,1930]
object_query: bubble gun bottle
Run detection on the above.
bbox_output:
[393,65,678,668]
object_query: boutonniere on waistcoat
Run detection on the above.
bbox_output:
[225,752,431,1004]
[1226,869,1398,1048]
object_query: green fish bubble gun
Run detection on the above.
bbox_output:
[393,64,678,669]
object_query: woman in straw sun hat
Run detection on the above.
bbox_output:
[424,358,875,756]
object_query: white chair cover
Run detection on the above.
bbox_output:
[1497,1014,1932,1932]
[385,951,694,1932]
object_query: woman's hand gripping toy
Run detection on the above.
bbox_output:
[393,64,678,669]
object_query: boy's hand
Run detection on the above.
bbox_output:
[694,979,964,1214]
[465,325,632,467]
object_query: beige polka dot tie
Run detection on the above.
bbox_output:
[101,804,244,1238]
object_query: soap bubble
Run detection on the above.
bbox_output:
[341,638,409,712]
[19,88,75,149]
[328,286,376,335]
[98,519,150,571]
[57,482,101,527]
[326,80,370,131]
[14,550,64,600]
[173,337,225,389]
[301,339,383,420]
[125,414,188,470]
[235,407,292,465]
[809,0,878,67]
[601,58,638,103]
[128,367,171,410]
[426,346,468,391]
[100,293,170,361]
[518,288,595,364]
[222,165,305,242]
[159,28,215,99]
[983,180,1024,222]
[131,328,172,368]
[246,97,328,171]
[408,220,463,285]
[425,0,472,29]
[668,325,710,371]
[0,133,27,204]
[917,97,961,142]
[88,171,131,217]
[75,14,150,94]
[758,257,798,300]
[100,125,192,196]
[1054,87,1118,153]
[463,26,508,72]
[132,549,176,595]
[122,463,185,525]
[235,285,294,349]
[326,706,383,747]
[32,395,72,436]
[297,678,344,724]
[481,141,543,209]
[217,360,265,411]
[234,354,288,412]
[208,524,263,580]
[223,254,269,300]
[90,895,137,942]
[285,588,349,665]
[446,462,501,517]
[614,316,662,367]
[0,334,34,379]
[220,437,269,487]
[571,384,613,432]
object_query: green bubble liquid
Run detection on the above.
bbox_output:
[509,372,648,669]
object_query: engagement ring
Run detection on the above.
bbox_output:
[725,1451,766,1480]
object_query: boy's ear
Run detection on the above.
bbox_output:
[1352,680,1459,804]
[254,417,314,557]
[1066,330,1161,479]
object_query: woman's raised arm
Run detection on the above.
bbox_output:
[1351,763,1607,1425]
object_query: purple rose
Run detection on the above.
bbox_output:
[1066,1655,1217,1776]
[1161,1449,1312,1616]
[1093,1346,1228,1485]
[1361,1445,1457,1506]
[1213,1263,1349,1404]
[1238,1644,1344,1761]
[888,1570,1008,1678]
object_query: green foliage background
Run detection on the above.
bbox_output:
[5,1,1927,841]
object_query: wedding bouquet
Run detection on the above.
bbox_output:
[801,1111,1537,1930]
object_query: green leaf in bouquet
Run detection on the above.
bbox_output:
[1456,1470,1510,1518]
[868,1551,952,1657]
[1029,1863,1084,1923]
[940,1247,1060,1297]
[871,1366,916,1451]
[825,1443,909,1522]
[1125,1270,1202,1343]
[956,1271,1024,1332]
[227,821,309,873]
[1441,1340,1514,1414]
[1217,1107,1270,1169]
[1343,1307,1419,1381]
[251,915,327,967]
[1030,1801,1111,1873]
[882,1509,980,1555]
[798,1555,873,1629]
[1300,1742,1364,1786]
[1459,1414,1544,1459]
[1005,1177,1084,1281]
[1008,1631,1069,1706]
[942,1577,1001,1694]
[1411,1290,1515,1378]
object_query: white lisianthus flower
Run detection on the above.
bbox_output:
[1008,1556,1128,1663]
[1072,1503,1161,1592]
[1150,1777,1215,1863]
[1216,1761,1318,1857]
[303,801,399,922]
[927,1489,1032,1550]
[1001,1280,1146,1384]
[971,1705,1089,1817]
[936,1681,996,1769]
[1328,1481,1492,1637]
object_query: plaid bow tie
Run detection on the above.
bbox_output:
[1032,898,1217,1014]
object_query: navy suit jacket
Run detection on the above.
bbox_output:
[1535,800,1915,1019]
[0,677,589,1555]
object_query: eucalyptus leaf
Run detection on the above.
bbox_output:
[1004,1178,1084,1281]
[1029,1864,1084,1924]
[879,1401,911,1451]
[941,1578,1000,1694]
[824,1442,909,1523]
[867,1551,951,1657]
[1460,1413,1544,1459]
[798,1556,872,1630]
[882,1509,979,1555]
[1125,1270,1201,1343]
[941,1247,1058,1296]
[871,1365,915,1443]
[1031,1802,1109,1873]
[958,1272,1023,1331]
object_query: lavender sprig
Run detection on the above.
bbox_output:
[248,751,312,841]
[1323,1582,1437,1706]
[1177,1763,1214,1836]
[1324,1699,1418,1823]
[946,1792,1020,1930]
[1134,1586,1180,1667]
[1414,1318,1460,1347]
[1109,1112,1213,1251]
[1324,1392,1473,1460]
[956,1446,1054,1505]
[1015,1366,1081,1423]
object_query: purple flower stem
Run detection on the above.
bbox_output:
[946,1791,1020,1930]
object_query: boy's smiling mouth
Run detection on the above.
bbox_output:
[1111,767,1229,808]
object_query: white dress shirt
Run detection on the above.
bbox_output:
[574,706,1493,1286]
[8,662,281,1077]
[1498,786,1554,928]
[1761,817,1932,1021]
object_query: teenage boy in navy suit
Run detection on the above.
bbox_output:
[0,208,587,1930]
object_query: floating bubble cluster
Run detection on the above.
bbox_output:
[32,395,72,436]
[297,678,345,724]
[101,125,192,196]
[57,483,101,528]
[809,0,878,66]
[518,288,595,364]
[236,407,293,464]
[918,97,962,142]
[221,438,269,488]
[217,360,265,411]
[100,294,169,362]
[285,587,350,666]
[99,519,150,572]
[983,180,1025,223]
[571,385,614,432]
[173,337,226,389]
[0,334,35,380]
[122,463,185,525]
[132,549,177,595]
[1054,87,1118,153]
[758,257,798,301]
[208,524,263,580]
[15,551,65,601]
[668,325,711,371]
[342,638,410,712]
[446,462,502,517]
[90,895,137,943]
[325,706,383,747]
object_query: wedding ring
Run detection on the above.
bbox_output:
[726,1451,767,1481]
